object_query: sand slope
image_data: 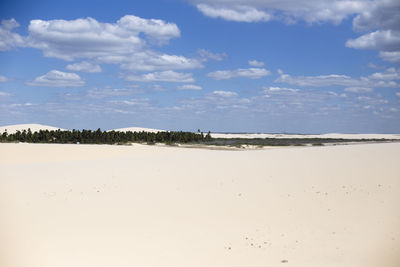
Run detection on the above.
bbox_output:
[211,132,400,140]
[0,124,66,134]
[0,143,399,267]
[110,127,165,133]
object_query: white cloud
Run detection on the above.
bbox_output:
[0,19,24,51]
[177,84,202,90]
[0,75,8,82]
[66,61,102,73]
[18,16,201,72]
[275,68,400,89]
[27,15,180,60]
[396,92,400,97]
[266,86,299,92]
[125,70,194,83]
[197,49,227,61]
[379,51,400,63]
[192,1,400,63]
[212,90,238,97]
[192,0,367,24]
[109,98,154,112]
[196,4,272,22]
[0,91,11,97]
[120,51,202,71]
[150,84,167,91]
[346,0,400,62]
[248,60,265,67]
[346,29,400,51]
[207,67,270,80]
[26,70,85,87]
[369,67,400,80]
[119,98,151,107]
[356,95,389,105]
[344,87,373,93]
[352,0,400,32]
[87,88,138,98]
[9,102,34,107]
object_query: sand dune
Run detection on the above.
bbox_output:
[211,132,400,140]
[0,124,66,134]
[1,143,399,267]
[110,127,165,133]
[2,124,398,140]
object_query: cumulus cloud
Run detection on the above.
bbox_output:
[265,86,299,92]
[396,92,400,97]
[369,67,400,80]
[191,0,367,24]
[0,75,8,82]
[207,67,270,80]
[26,70,85,87]
[275,68,400,89]
[124,71,195,83]
[0,91,11,96]
[346,0,400,62]
[12,16,201,72]
[66,61,102,73]
[191,1,400,63]
[352,0,400,32]
[344,87,373,93]
[9,102,34,107]
[212,90,238,97]
[177,84,202,90]
[197,49,227,61]
[87,88,138,98]
[197,4,272,22]
[379,51,400,63]
[248,60,265,67]
[120,51,202,71]
[118,98,151,107]
[346,30,400,51]
[0,19,25,51]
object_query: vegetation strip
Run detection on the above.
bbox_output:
[0,128,212,144]
[1,128,397,147]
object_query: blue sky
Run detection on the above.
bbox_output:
[0,0,399,133]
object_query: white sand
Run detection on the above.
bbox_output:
[110,127,165,133]
[2,124,398,140]
[211,132,400,140]
[1,143,399,267]
[0,124,66,134]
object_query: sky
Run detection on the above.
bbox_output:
[0,0,399,133]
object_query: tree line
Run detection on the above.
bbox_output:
[0,128,212,145]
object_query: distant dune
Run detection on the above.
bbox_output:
[0,124,67,134]
[1,124,399,140]
[211,132,400,140]
[110,127,165,133]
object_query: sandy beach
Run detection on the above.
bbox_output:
[1,142,399,267]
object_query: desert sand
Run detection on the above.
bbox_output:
[0,124,66,134]
[1,142,399,267]
[211,132,400,140]
[2,124,399,141]
[110,127,165,133]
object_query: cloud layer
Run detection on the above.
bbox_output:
[275,68,400,89]
[0,75,8,82]
[66,61,102,73]
[192,0,368,24]
[26,70,85,87]
[1,16,203,73]
[207,67,270,80]
[191,0,400,63]
[124,71,195,83]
